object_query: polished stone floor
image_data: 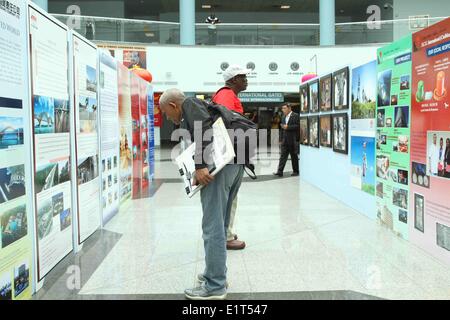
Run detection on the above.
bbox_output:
[35,147,450,300]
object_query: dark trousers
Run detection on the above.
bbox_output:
[277,143,299,174]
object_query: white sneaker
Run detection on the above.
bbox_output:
[184,285,227,300]
[197,273,229,288]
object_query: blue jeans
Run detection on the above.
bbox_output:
[200,164,244,292]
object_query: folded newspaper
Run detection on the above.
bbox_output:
[175,117,235,198]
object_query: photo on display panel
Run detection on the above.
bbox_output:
[0,165,25,204]
[411,162,430,188]
[376,154,390,180]
[13,262,29,298]
[299,117,309,145]
[332,67,349,110]
[414,193,425,232]
[59,209,71,231]
[0,116,24,149]
[319,115,332,148]
[376,181,383,198]
[0,272,12,300]
[86,65,97,93]
[308,116,319,148]
[0,96,22,110]
[426,131,450,179]
[392,187,408,210]
[37,199,53,240]
[78,96,98,134]
[77,155,99,185]
[394,106,409,128]
[351,62,376,120]
[54,99,70,133]
[299,84,309,114]
[399,209,408,224]
[436,222,450,251]
[308,80,319,113]
[319,74,332,112]
[33,95,55,135]
[377,69,392,107]
[332,113,348,154]
[0,204,27,249]
[377,108,385,127]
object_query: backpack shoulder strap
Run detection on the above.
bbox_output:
[212,86,232,103]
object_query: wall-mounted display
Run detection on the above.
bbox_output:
[332,113,348,154]
[299,84,309,114]
[319,74,332,112]
[308,116,319,148]
[410,17,450,264]
[333,67,349,110]
[319,115,332,148]
[308,80,319,113]
[299,117,308,146]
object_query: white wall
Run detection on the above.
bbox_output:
[146,45,380,93]
[393,0,450,40]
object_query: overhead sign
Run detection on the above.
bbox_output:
[238,92,284,103]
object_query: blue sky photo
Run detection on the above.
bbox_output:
[351,60,377,102]
[351,136,375,187]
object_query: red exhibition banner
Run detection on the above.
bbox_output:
[154,92,162,127]
[410,17,450,264]
[139,80,149,197]
[130,73,142,199]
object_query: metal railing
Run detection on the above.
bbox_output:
[51,14,448,46]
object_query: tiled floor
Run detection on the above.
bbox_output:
[37,147,450,300]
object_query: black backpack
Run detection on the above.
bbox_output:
[206,103,257,179]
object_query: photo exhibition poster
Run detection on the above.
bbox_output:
[350,60,377,196]
[29,5,74,280]
[410,17,450,264]
[0,0,33,300]
[375,35,412,240]
[72,35,101,244]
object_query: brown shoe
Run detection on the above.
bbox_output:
[234,234,238,240]
[227,240,246,250]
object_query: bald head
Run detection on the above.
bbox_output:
[159,88,186,107]
[159,88,186,125]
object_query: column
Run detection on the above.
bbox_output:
[32,0,48,11]
[319,0,335,46]
[179,0,195,45]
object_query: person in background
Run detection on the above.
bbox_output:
[438,137,445,176]
[274,103,299,177]
[212,64,251,250]
[429,134,439,176]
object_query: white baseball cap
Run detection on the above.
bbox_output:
[223,64,251,81]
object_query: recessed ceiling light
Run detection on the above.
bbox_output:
[202,4,211,9]
[280,5,290,9]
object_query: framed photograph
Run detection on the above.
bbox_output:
[332,67,349,110]
[332,113,348,154]
[299,84,309,114]
[308,80,319,113]
[319,74,332,112]
[414,193,424,232]
[308,116,319,148]
[299,117,309,146]
[319,115,332,148]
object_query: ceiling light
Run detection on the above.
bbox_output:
[280,5,290,9]
[202,4,211,9]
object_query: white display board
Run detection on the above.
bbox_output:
[0,0,34,300]
[145,45,381,93]
[70,32,101,245]
[98,51,120,225]
[28,4,73,281]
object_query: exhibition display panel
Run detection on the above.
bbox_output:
[376,36,412,239]
[0,0,33,300]
[70,32,101,245]
[28,4,73,281]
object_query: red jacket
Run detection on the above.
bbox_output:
[212,87,244,114]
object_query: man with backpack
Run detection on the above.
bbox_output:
[212,64,251,250]
[159,88,246,300]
